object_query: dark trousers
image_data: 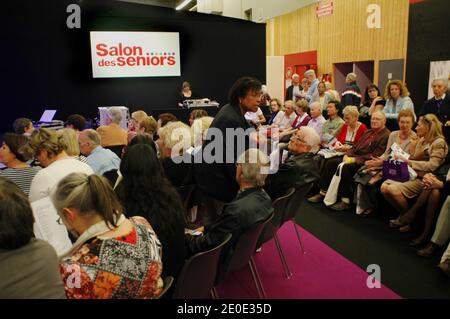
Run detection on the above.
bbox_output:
[338,163,362,199]
[319,156,344,190]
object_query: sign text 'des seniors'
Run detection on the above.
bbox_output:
[90,31,180,78]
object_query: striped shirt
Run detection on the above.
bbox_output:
[0,166,42,196]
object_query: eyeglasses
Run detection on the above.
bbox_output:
[56,216,63,225]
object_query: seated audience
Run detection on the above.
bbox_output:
[12,118,34,137]
[334,105,368,152]
[383,80,416,121]
[27,128,93,202]
[325,81,340,101]
[186,149,273,279]
[127,110,148,143]
[360,84,383,127]
[265,127,321,200]
[279,99,311,141]
[0,133,41,196]
[341,73,362,108]
[191,116,214,150]
[272,100,297,131]
[189,109,208,126]
[96,107,127,147]
[417,169,450,258]
[419,78,450,126]
[54,173,163,299]
[321,101,345,145]
[0,177,66,299]
[308,111,390,211]
[137,116,157,138]
[57,128,88,163]
[116,144,186,280]
[157,121,194,187]
[267,98,282,125]
[64,114,86,137]
[355,109,416,215]
[385,114,448,238]
[306,102,326,136]
[78,129,120,176]
[317,81,334,111]
[245,106,266,126]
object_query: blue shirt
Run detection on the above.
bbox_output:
[86,146,120,175]
[384,96,415,120]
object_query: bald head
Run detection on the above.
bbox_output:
[78,129,101,156]
[371,111,386,130]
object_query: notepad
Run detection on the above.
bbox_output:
[31,197,72,257]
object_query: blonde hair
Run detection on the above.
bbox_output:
[384,80,410,99]
[139,116,157,135]
[131,110,148,123]
[57,128,80,157]
[236,149,269,187]
[397,109,415,123]
[52,173,122,229]
[419,114,445,144]
[191,116,214,146]
[295,99,309,113]
[28,128,64,158]
[159,121,192,150]
[342,105,359,121]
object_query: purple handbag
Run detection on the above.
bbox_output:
[382,160,410,182]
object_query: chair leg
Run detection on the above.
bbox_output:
[274,233,292,279]
[292,219,305,254]
[211,287,219,299]
[249,257,267,299]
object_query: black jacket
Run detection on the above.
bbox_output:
[161,155,194,187]
[341,81,362,108]
[285,84,302,101]
[264,152,320,200]
[186,187,273,279]
[420,93,450,145]
[194,103,252,202]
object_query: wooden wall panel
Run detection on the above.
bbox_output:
[266,0,409,80]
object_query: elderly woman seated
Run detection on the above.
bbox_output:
[354,109,416,216]
[157,121,194,187]
[384,114,448,241]
[54,173,163,299]
[271,100,297,131]
[278,99,311,142]
[308,111,390,211]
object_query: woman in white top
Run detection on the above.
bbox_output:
[27,128,93,202]
[272,100,297,131]
[244,107,266,126]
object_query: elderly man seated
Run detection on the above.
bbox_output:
[78,129,121,175]
[185,149,273,279]
[96,107,127,147]
[265,126,321,200]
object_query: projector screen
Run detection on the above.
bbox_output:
[90,31,181,78]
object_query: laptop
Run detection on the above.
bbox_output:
[39,110,57,123]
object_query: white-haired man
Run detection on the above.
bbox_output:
[79,129,120,175]
[307,102,326,137]
[96,107,127,147]
[304,69,320,103]
[341,72,362,108]
[419,78,450,127]
[286,73,302,101]
[186,148,273,279]
[265,127,321,200]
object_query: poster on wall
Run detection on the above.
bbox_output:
[90,31,181,78]
[428,60,450,99]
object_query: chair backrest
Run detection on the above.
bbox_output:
[154,276,174,299]
[225,212,274,277]
[172,233,232,299]
[282,183,313,224]
[257,188,295,248]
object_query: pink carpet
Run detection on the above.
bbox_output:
[216,221,401,299]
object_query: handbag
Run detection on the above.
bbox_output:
[324,162,345,206]
[382,159,409,182]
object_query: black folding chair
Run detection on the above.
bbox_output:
[172,234,232,299]
[154,276,174,299]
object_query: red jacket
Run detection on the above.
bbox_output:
[336,123,368,146]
